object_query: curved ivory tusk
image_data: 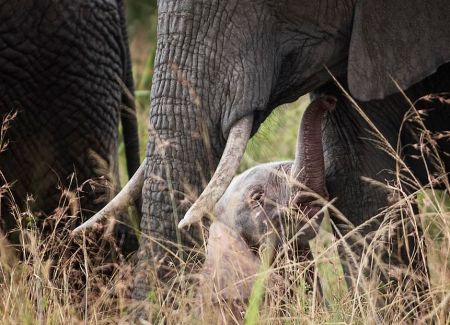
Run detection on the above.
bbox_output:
[71,158,146,235]
[178,115,254,229]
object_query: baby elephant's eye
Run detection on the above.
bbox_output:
[248,189,264,208]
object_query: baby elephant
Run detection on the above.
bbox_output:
[199,96,336,305]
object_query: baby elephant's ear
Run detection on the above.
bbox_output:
[348,0,450,101]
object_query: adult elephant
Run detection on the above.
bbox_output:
[79,0,450,303]
[0,0,139,253]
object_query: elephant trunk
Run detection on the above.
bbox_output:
[291,96,337,198]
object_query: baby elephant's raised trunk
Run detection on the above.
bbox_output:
[292,95,336,200]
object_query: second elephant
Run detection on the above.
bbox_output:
[0,0,139,252]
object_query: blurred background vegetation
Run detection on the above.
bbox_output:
[119,0,307,184]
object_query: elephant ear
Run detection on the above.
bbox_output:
[348,0,450,101]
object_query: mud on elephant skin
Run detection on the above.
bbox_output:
[0,0,140,254]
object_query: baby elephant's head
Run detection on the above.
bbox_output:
[214,162,293,249]
[198,96,336,303]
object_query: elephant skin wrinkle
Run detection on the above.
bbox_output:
[0,0,140,255]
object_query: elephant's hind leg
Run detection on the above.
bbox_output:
[296,242,326,307]
[322,88,431,321]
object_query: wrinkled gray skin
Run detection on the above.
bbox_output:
[0,0,139,253]
[135,0,450,306]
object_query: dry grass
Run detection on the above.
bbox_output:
[1,92,449,324]
[0,180,134,324]
[1,214,445,324]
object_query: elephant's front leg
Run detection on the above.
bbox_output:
[294,242,325,305]
[322,92,430,319]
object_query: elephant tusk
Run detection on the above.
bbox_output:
[178,115,254,229]
[71,158,146,235]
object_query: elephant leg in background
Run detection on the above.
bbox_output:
[321,85,435,319]
[0,101,119,233]
[0,0,139,255]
